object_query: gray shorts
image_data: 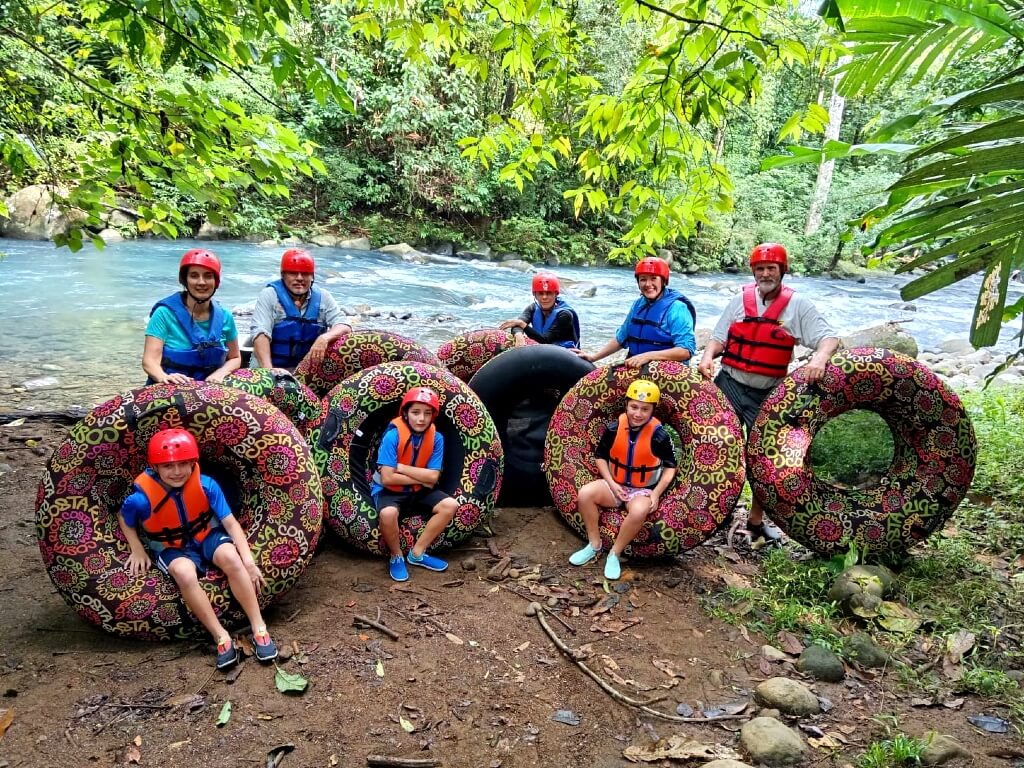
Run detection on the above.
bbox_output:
[715,371,775,433]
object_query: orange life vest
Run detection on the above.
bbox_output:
[608,414,662,488]
[134,468,215,548]
[722,284,797,379]
[384,417,437,492]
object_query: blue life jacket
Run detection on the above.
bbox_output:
[623,287,697,357]
[530,297,581,349]
[149,292,228,380]
[268,280,326,368]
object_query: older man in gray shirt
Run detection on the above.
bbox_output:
[698,243,839,545]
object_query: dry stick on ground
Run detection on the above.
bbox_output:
[353,614,399,641]
[366,756,441,767]
[528,602,748,724]
[494,581,577,635]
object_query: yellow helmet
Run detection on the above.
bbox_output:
[625,380,660,405]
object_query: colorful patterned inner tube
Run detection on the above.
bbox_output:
[223,368,326,437]
[545,361,745,557]
[437,328,534,382]
[35,383,324,640]
[747,346,977,557]
[314,361,502,555]
[294,329,442,397]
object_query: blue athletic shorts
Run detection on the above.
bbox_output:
[156,530,234,574]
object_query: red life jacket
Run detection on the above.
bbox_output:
[608,414,663,488]
[134,468,215,548]
[722,284,797,379]
[384,417,437,492]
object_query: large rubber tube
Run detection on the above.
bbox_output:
[295,330,442,397]
[545,361,746,557]
[314,361,503,555]
[223,368,326,437]
[747,347,977,557]
[469,345,595,506]
[437,328,535,382]
[35,382,324,640]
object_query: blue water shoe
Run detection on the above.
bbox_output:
[407,551,449,572]
[389,554,409,582]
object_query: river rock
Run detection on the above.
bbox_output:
[920,733,971,766]
[841,322,918,358]
[339,237,372,250]
[108,209,136,229]
[568,281,597,298]
[2,185,86,240]
[498,259,534,273]
[761,645,790,662]
[97,228,124,244]
[456,240,492,260]
[259,239,280,246]
[705,761,755,768]
[21,376,60,390]
[196,220,230,240]
[843,632,888,668]
[798,645,845,682]
[827,565,894,610]
[280,235,303,246]
[938,338,974,356]
[739,717,808,766]
[753,678,820,716]
[309,234,341,247]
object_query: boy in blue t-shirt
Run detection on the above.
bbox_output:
[371,387,458,582]
[118,428,277,669]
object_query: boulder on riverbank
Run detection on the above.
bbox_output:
[1,185,86,240]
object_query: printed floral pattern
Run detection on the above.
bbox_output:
[437,329,535,382]
[36,382,323,640]
[544,361,745,557]
[314,361,503,555]
[747,347,977,556]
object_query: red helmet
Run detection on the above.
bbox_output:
[531,273,560,294]
[147,428,199,465]
[179,249,221,288]
[750,243,788,273]
[281,249,315,274]
[635,257,670,285]
[400,387,440,416]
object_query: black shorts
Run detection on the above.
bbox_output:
[715,370,775,433]
[374,488,451,515]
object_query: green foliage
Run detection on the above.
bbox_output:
[856,732,926,768]
[809,409,895,486]
[961,386,1024,505]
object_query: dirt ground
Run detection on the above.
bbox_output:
[0,422,1019,768]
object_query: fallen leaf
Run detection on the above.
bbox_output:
[736,624,751,644]
[514,642,530,653]
[2,418,26,427]
[0,708,13,738]
[590,594,620,615]
[133,735,142,747]
[551,709,581,726]
[445,632,464,646]
[911,697,934,707]
[329,755,339,766]
[124,744,141,764]
[216,700,232,726]
[942,697,965,709]
[622,735,740,763]
[25,439,38,447]
[651,659,684,679]
[358,633,369,642]
[590,616,642,634]
[274,667,308,694]
[808,734,844,750]
[375,659,385,677]
[776,630,804,655]
[399,715,415,733]
[945,629,976,664]
[758,657,774,676]
[876,601,922,632]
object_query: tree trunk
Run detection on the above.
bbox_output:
[804,75,846,237]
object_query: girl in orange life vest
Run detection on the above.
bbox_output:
[117,429,278,669]
[370,387,459,582]
[568,380,678,580]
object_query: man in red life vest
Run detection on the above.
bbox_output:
[698,243,839,545]
[371,386,458,582]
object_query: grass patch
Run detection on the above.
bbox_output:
[856,732,927,768]
[809,409,894,486]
